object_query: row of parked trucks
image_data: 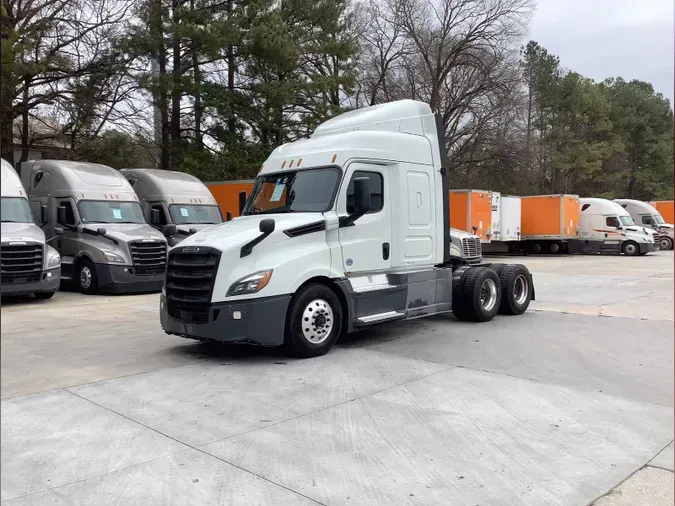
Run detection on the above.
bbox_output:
[1,100,673,357]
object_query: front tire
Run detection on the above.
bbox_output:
[658,236,673,251]
[284,283,343,358]
[78,259,99,294]
[622,241,639,256]
[452,267,501,322]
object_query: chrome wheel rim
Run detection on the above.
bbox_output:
[480,279,498,312]
[514,274,529,305]
[301,299,334,344]
[80,266,92,289]
[624,243,637,255]
[659,238,671,250]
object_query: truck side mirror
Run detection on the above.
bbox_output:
[57,206,67,225]
[189,228,197,235]
[97,227,107,235]
[151,208,160,225]
[163,224,178,237]
[259,218,275,235]
[352,177,371,216]
[40,204,48,224]
[54,227,64,235]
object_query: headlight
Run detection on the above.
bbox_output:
[47,252,61,268]
[103,252,126,263]
[227,270,273,296]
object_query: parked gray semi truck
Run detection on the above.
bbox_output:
[120,168,223,246]
[19,160,168,294]
[1,159,61,299]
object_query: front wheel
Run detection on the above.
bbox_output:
[284,283,343,358]
[453,267,501,322]
[622,241,639,256]
[78,259,99,294]
[658,236,673,251]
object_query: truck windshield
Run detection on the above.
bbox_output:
[620,216,635,226]
[242,167,340,215]
[1,197,34,223]
[169,204,222,225]
[78,201,146,224]
[654,214,665,224]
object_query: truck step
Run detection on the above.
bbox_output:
[356,311,405,325]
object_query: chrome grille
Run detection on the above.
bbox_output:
[129,241,167,276]
[461,237,482,260]
[1,243,43,284]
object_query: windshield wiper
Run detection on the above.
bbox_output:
[1,219,18,223]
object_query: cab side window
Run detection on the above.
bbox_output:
[57,201,76,226]
[606,217,621,228]
[151,204,168,226]
[641,215,654,225]
[32,171,44,189]
[346,171,383,214]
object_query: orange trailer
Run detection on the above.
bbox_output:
[448,189,493,241]
[205,180,254,220]
[650,200,674,224]
[520,194,579,239]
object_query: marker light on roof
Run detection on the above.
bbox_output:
[331,154,337,163]
[289,160,295,168]
[281,160,287,169]
[297,158,302,167]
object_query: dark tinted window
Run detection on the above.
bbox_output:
[58,201,76,226]
[642,215,654,225]
[606,216,621,228]
[151,204,168,226]
[346,171,383,214]
[581,204,591,211]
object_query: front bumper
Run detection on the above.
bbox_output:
[94,264,165,294]
[160,293,292,346]
[1,268,61,296]
[639,242,656,254]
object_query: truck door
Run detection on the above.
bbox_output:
[337,163,391,273]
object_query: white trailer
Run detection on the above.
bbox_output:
[614,199,673,250]
[482,194,521,254]
[159,100,536,357]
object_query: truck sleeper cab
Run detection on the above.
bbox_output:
[614,199,673,251]
[1,159,61,299]
[20,160,168,294]
[160,100,535,357]
[574,198,655,256]
[120,168,223,246]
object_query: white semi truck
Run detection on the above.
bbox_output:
[614,199,674,251]
[20,160,168,294]
[577,198,656,255]
[1,159,62,299]
[120,168,223,246]
[160,100,535,357]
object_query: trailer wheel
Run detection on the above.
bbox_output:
[622,241,639,256]
[658,236,673,250]
[496,264,532,315]
[452,267,501,322]
[284,283,343,358]
[530,242,542,254]
[549,242,561,254]
[78,258,99,294]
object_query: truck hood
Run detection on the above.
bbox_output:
[1,222,46,243]
[449,227,478,240]
[175,223,217,234]
[82,223,165,243]
[175,213,324,252]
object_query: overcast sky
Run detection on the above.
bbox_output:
[527,0,674,105]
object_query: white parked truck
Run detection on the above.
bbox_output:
[1,159,61,299]
[449,227,482,264]
[20,160,168,294]
[160,100,535,357]
[120,168,223,246]
[576,198,656,255]
[614,199,673,251]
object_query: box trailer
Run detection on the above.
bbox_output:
[482,194,521,254]
[650,201,674,225]
[449,189,493,242]
[206,180,254,221]
[519,194,579,253]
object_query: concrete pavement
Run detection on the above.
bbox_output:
[2,252,673,505]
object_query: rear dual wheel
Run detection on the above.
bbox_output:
[452,267,502,322]
[491,264,532,315]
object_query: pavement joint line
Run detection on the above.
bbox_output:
[355,346,675,409]
[645,464,675,473]
[585,461,672,506]
[63,388,327,506]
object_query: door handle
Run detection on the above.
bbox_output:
[382,242,390,260]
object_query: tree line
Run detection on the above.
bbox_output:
[1,0,672,200]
